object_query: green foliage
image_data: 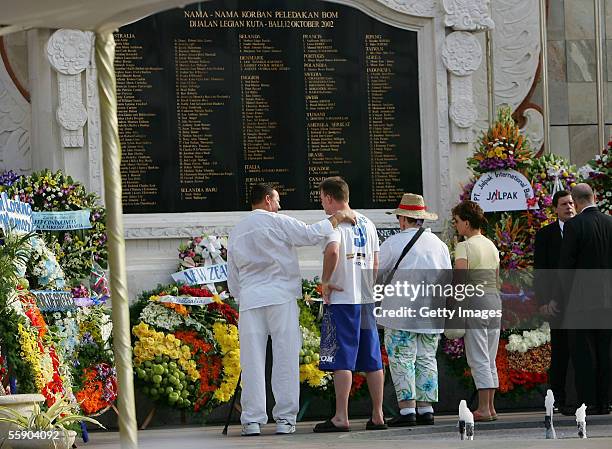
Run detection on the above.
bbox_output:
[0,394,104,431]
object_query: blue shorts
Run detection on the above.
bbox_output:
[319,303,383,372]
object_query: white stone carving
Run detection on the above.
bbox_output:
[47,29,91,148]
[85,32,104,200]
[492,0,540,112]
[375,0,438,17]
[443,0,494,31]
[443,32,483,142]
[0,52,31,174]
[57,96,87,131]
[449,98,478,128]
[56,72,86,147]
[442,31,482,76]
[519,107,544,152]
[46,29,90,75]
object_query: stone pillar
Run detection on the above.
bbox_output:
[28,29,64,172]
[442,0,495,144]
[26,28,104,200]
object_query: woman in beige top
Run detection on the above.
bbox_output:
[452,200,501,422]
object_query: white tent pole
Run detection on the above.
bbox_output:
[95,31,138,449]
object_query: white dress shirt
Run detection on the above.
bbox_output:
[227,210,334,311]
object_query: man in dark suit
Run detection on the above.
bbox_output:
[534,190,575,409]
[560,183,612,415]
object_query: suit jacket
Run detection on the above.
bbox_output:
[534,220,563,307]
[559,206,612,327]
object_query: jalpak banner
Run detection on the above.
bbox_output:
[471,169,538,212]
[0,191,33,233]
[171,263,228,286]
[32,210,92,231]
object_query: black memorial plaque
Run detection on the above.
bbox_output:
[115,0,421,213]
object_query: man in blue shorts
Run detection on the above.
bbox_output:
[313,176,387,432]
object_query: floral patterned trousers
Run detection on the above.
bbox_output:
[384,329,439,403]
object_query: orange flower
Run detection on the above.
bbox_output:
[495,339,514,393]
[162,302,189,316]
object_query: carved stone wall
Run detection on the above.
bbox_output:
[42,29,104,198]
[0,34,31,174]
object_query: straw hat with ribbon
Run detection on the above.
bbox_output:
[386,193,438,221]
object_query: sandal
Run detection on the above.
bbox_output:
[366,419,388,430]
[313,418,350,433]
[473,410,495,422]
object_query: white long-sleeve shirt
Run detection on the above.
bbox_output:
[227,209,335,311]
[377,227,452,333]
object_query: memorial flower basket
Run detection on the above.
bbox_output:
[130,284,240,415]
[1,169,107,283]
[468,107,533,174]
[444,107,579,397]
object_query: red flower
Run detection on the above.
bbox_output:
[179,285,214,297]
[350,373,367,397]
[380,345,389,366]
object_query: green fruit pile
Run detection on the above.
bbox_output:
[299,326,320,365]
[136,355,196,409]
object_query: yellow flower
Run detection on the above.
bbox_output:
[213,323,241,404]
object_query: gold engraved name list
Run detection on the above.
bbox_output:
[365,34,403,204]
[303,32,352,204]
[115,33,162,207]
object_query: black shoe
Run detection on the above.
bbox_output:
[387,413,416,427]
[366,419,388,430]
[416,412,434,425]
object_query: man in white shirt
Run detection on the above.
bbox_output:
[376,193,452,427]
[227,183,355,436]
[313,177,386,433]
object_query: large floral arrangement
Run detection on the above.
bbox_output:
[131,284,240,414]
[468,107,533,173]
[579,141,612,214]
[446,108,581,396]
[2,286,71,406]
[75,362,117,415]
[1,169,107,282]
[457,110,582,273]
[16,235,67,290]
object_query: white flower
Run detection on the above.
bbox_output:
[578,165,594,180]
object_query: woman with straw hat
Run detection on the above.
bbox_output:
[377,193,452,427]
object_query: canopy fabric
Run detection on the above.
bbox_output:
[0,0,189,34]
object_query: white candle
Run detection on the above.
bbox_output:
[575,404,587,422]
[545,390,555,416]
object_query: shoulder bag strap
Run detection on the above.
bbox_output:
[383,227,425,285]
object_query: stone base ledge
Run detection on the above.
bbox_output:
[123,210,400,240]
